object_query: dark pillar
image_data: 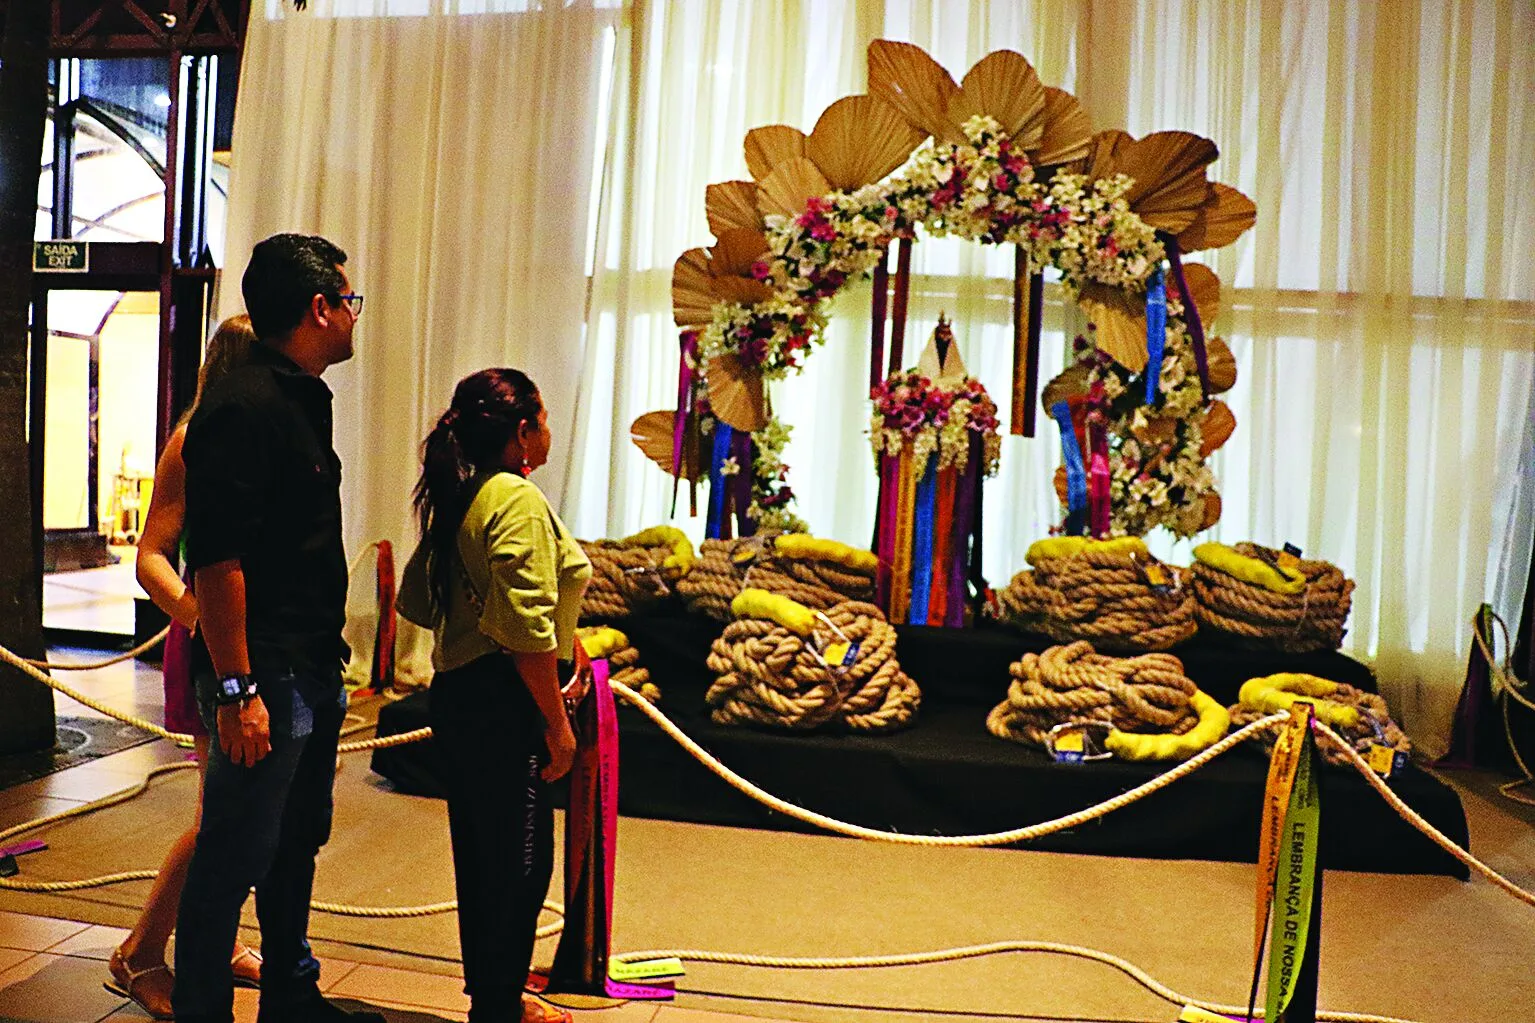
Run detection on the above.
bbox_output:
[0,0,57,752]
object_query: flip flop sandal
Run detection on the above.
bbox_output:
[104,950,174,1020]
[232,945,263,989]
[521,996,574,1023]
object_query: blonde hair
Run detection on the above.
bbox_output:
[179,314,257,427]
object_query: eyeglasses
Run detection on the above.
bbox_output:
[337,293,364,317]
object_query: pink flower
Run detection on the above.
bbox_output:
[810,222,837,242]
[993,173,1011,192]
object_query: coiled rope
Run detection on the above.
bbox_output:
[992,538,1196,653]
[705,595,919,733]
[677,535,877,622]
[986,641,1200,747]
[580,526,695,620]
[1192,542,1354,653]
[1229,674,1411,768]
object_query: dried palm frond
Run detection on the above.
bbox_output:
[1078,282,1148,371]
[744,125,807,182]
[1176,183,1257,252]
[757,156,833,219]
[805,94,926,191]
[948,50,1045,147]
[1199,401,1235,456]
[706,353,769,432]
[631,410,705,481]
[1181,262,1221,325]
[706,181,766,237]
[866,39,960,143]
[672,248,716,327]
[1206,336,1237,394]
[1031,87,1093,169]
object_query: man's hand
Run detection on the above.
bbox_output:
[217,697,271,767]
[542,719,577,782]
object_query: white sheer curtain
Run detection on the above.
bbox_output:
[565,0,1535,753]
[220,0,618,555]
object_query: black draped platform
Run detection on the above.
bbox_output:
[372,612,1470,877]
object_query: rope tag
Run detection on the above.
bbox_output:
[1046,721,1112,763]
[1130,551,1178,597]
[808,612,858,681]
[731,535,772,567]
[1361,712,1407,779]
[1277,542,1303,574]
[622,563,671,597]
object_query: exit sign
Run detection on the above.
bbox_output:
[34,241,89,272]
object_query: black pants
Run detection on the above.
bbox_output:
[430,653,554,1021]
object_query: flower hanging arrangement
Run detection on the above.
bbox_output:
[869,367,1002,479]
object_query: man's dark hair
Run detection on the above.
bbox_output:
[241,233,348,341]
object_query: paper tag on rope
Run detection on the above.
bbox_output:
[1278,542,1303,574]
[1264,717,1322,1023]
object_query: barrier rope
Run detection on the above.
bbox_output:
[1469,615,1535,806]
[22,626,172,671]
[705,599,918,733]
[1192,542,1354,653]
[986,641,1201,748]
[993,545,1196,653]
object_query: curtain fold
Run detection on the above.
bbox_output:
[226,0,1534,753]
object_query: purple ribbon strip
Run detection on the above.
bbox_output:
[672,332,698,477]
[1165,240,1211,394]
[732,428,755,538]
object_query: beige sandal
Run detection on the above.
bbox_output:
[521,995,574,1023]
[105,949,174,1020]
[232,945,263,988]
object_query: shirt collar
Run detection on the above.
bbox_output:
[251,340,313,377]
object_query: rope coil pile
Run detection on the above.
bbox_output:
[986,641,1229,761]
[677,534,878,621]
[705,590,919,733]
[991,538,1196,653]
[1191,542,1354,653]
[577,625,660,704]
[1230,673,1410,767]
[579,526,696,620]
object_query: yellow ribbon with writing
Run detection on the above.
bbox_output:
[1250,703,1314,1016]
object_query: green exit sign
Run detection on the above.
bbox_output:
[34,241,89,272]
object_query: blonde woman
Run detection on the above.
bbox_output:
[106,315,262,1019]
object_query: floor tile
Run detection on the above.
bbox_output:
[568,1001,663,1021]
[319,958,364,992]
[328,962,470,1012]
[0,947,34,974]
[0,912,90,953]
[653,1008,789,1022]
[46,924,131,961]
[0,951,130,1022]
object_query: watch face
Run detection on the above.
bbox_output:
[220,677,244,699]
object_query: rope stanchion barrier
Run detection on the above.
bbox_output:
[991,537,1196,653]
[704,591,918,733]
[677,534,879,622]
[1469,613,1535,806]
[1191,542,1354,653]
[22,625,172,671]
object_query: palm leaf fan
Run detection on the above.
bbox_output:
[948,50,1046,148]
[1030,87,1094,169]
[1077,282,1148,372]
[709,229,769,276]
[1199,491,1223,531]
[672,248,716,328]
[1084,129,1134,180]
[706,181,766,237]
[1181,262,1221,325]
[1040,364,1091,412]
[1175,182,1257,252]
[631,410,706,481]
[744,125,807,183]
[805,94,927,191]
[1198,401,1236,457]
[1111,130,1219,234]
[757,156,833,220]
[866,39,961,143]
[706,353,769,432]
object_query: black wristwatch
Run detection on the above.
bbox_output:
[214,673,259,706]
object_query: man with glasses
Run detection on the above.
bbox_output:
[173,233,382,1023]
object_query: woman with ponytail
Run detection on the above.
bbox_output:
[398,369,588,1023]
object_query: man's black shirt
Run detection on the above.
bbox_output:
[183,342,348,686]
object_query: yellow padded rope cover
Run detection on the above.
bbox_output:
[577,626,629,659]
[1105,690,1230,761]
[732,588,817,636]
[1026,536,1149,565]
[1192,542,1304,595]
[773,534,879,574]
[1238,673,1360,729]
[624,525,696,575]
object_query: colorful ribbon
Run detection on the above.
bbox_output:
[1088,419,1111,539]
[910,454,938,623]
[1165,240,1211,394]
[930,467,956,626]
[705,423,733,539]
[1144,266,1167,405]
[731,429,755,538]
[1051,400,1087,536]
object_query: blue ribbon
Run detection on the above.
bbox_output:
[1144,266,1167,405]
[1051,400,1088,536]
[910,453,938,624]
[705,423,734,539]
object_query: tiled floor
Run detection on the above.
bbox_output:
[0,911,778,1022]
[43,548,140,637]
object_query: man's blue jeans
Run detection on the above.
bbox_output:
[171,672,346,1022]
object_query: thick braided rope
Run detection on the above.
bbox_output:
[1193,543,1354,652]
[23,626,171,671]
[1230,684,1411,767]
[987,641,1199,747]
[705,600,919,733]
[605,640,661,704]
[678,538,876,621]
[579,539,678,619]
[994,550,1196,653]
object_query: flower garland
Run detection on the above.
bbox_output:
[869,370,1002,477]
[1074,290,1214,538]
[697,114,1202,534]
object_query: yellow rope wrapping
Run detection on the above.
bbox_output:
[677,535,878,622]
[705,599,920,733]
[1229,675,1411,767]
[992,545,1197,653]
[987,641,1222,760]
[579,528,695,620]
[1191,542,1354,652]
